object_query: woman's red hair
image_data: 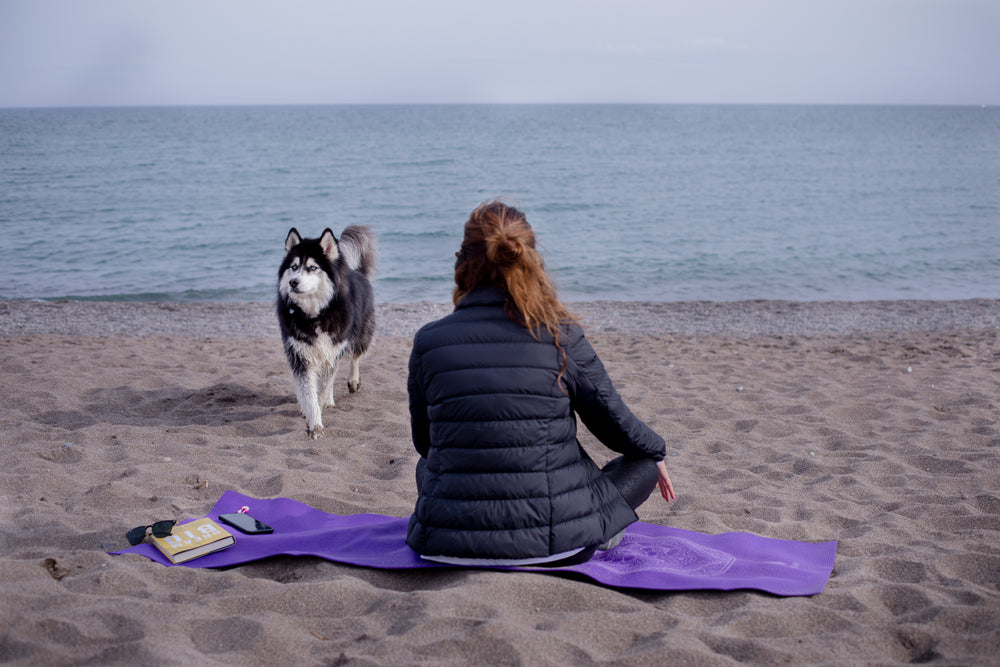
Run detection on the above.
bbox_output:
[454,199,576,350]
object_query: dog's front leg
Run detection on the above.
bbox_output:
[320,361,338,408]
[294,370,325,439]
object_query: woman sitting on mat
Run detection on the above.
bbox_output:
[406,200,675,567]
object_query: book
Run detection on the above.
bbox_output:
[151,517,235,563]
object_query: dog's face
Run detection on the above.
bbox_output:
[279,228,339,318]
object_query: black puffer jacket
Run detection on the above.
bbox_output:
[406,286,666,559]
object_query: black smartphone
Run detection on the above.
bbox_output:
[218,513,274,535]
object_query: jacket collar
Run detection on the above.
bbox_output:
[456,285,507,310]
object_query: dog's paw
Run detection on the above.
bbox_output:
[307,425,326,439]
[348,380,360,393]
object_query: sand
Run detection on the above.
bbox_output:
[1,298,998,665]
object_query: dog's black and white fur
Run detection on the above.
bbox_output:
[277,226,376,438]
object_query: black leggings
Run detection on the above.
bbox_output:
[536,455,659,567]
[601,455,660,511]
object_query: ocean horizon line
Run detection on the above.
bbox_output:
[2,101,996,111]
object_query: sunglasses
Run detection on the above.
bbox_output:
[126,520,177,546]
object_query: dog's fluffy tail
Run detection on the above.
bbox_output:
[339,226,377,280]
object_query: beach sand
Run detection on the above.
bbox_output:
[1,298,998,665]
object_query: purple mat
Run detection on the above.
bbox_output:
[115,491,836,596]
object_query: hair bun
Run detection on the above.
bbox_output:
[486,234,524,267]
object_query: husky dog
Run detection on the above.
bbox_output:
[277,226,376,438]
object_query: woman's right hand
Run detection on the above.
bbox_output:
[657,460,676,501]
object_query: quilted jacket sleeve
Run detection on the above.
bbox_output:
[565,327,666,461]
[408,342,432,459]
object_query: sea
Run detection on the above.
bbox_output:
[1,104,998,304]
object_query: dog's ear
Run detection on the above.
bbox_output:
[285,228,302,252]
[319,229,340,260]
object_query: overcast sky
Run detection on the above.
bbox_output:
[1,0,997,107]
